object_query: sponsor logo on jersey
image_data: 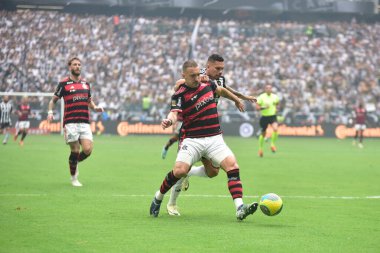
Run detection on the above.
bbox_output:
[195,95,213,111]
[73,95,88,102]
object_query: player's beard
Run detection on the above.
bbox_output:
[71,69,81,77]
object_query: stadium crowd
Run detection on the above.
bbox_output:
[1,10,379,126]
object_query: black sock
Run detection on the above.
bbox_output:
[69,152,79,176]
[21,131,27,141]
[78,151,90,162]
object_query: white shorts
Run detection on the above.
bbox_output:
[176,134,234,167]
[16,121,30,130]
[354,124,366,131]
[64,123,93,143]
[174,121,183,135]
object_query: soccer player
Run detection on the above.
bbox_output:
[14,96,32,146]
[166,54,256,216]
[150,60,258,220]
[256,84,280,157]
[352,103,366,148]
[0,96,12,145]
[47,57,103,187]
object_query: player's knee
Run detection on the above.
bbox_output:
[206,167,219,178]
[221,156,239,171]
[173,163,189,178]
[82,147,92,156]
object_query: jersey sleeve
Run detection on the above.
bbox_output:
[54,82,65,98]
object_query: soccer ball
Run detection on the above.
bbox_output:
[259,193,283,216]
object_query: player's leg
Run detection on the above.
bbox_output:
[270,120,279,152]
[77,123,94,162]
[167,158,220,215]
[207,135,258,220]
[166,177,184,216]
[14,122,20,141]
[258,117,268,157]
[151,161,189,217]
[68,141,82,186]
[151,138,201,217]
[3,126,10,144]
[64,124,82,186]
[18,121,30,146]
[162,134,179,159]
[358,128,364,148]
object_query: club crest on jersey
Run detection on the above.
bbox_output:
[82,83,88,89]
[191,95,198,101]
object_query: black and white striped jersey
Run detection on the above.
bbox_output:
[0,101,12,124]
[200,67,226,104]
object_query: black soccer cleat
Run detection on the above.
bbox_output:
[150,197,162,217]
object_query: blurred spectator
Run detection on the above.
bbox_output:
[0,10,379,126]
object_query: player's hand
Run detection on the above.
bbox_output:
[245,96,257,103]
[161,119,173,129]
[47,112,54,122]
[94,106,104,112]
[235,100,245,112]
[200,75,209,82]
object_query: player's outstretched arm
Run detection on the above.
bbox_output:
[225,86,256,103]
[216,86,245,112]
[162,111,178,129]
[47,96,59,122]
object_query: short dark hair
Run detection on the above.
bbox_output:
[182,60,198,72]
[207,54,224,63]
[68,57,81,66]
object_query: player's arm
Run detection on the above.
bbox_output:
[174,79,185,92]
[161,111,179,129]
[88,100,104,113]
[47,96,60,121]
[174,75,208,91]
[215,86,245,112]
[225,86,256,103]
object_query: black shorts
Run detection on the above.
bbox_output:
[259,115,277,132]
[0,122,11,129]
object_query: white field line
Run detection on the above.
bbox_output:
[0,193,379,200]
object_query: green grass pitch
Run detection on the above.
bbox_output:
[0,135,379,253]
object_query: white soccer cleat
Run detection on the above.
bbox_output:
[71,178,83,187]
[181,176,189,191]
[167,205,181,216]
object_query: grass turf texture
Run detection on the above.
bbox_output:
[0,135,379,253]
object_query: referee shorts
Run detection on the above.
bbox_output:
[260,115,277,132]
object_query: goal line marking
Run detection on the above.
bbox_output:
[0,193,379,199]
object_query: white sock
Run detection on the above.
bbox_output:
[234,198,244,210]
[167,178,183,206]
[155,190,165,201]
[187,165,207,177]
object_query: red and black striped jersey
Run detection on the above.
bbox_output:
[355,107,366,124]
[54,77,91,126]
[17,104,31,121]
[170,81,221,139]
